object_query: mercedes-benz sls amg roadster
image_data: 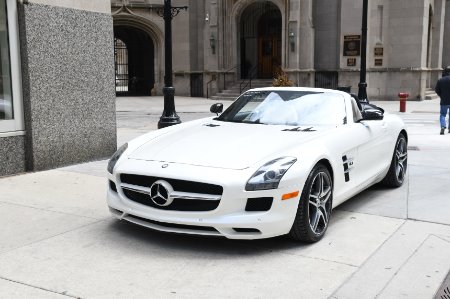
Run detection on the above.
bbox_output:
[106,87,407,242]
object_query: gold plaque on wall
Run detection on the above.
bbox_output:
[347,58,356,67]
[343,35,361,56]
[374,47,384,56]
[375,59,383,66]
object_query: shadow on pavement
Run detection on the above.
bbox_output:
[337,180,408,220]
[107,219,307,257]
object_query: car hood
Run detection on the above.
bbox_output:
[128,120,330,170]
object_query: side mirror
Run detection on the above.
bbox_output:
[360,102,384,121]
[362,109,384,120]
[210,103,223,116]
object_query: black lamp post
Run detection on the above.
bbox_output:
[157,0,187,129]
[358,0,369,102]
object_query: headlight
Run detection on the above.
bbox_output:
[245,157,297,191]
[107,143,128,174]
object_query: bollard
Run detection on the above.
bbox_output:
[398,92,409,113]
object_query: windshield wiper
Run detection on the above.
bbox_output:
[216,119,262,124]
[242,119,262,124]
[282,127,316,132]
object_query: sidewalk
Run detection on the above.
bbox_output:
[0,96,449,298]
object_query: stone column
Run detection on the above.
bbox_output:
[313,0,340,71]
[299,0,314,71]
[18,0,116,171]
[443,0,450,68]
[387,0,431,100]
[287,0,314,86]
[430,0,446,84]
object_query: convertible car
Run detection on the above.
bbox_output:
[106,87,407,242]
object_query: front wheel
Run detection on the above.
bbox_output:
[288,164,333,242]
[381,133,408,187]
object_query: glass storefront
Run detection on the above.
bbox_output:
[0,0,13,121]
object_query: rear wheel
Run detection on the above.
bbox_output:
[381,134,407,187]
[288,164,333,242]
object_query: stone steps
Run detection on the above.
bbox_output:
[211,79,273,102]
[425,88,439,100]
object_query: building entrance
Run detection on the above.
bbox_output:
[240,2,281,79]
[114,26,154,96]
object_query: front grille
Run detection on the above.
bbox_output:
[120,174,223,195]
[123,189,220,211]
[120,174,223,212]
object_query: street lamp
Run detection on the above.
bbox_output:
[210,33,216,54]
[157,0,187,129]
[358,0,369,102]
[289,31,295,52]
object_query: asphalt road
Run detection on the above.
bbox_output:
[0,96,449,298]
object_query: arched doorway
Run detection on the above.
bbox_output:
[240,1,282,79]
[114,26,155,96]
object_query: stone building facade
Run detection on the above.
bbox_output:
[111,0,450,100]
[0,0,116,177]
[2,0,449,177]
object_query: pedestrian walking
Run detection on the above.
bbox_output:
[435,66,450,135]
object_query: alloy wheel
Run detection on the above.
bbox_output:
[308,171,332,235]
[395,137,408,183]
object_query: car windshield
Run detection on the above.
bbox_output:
[216,90,347,126]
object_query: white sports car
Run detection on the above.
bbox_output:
[107,87,407,242]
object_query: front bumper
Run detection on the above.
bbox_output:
[106,159,306,240]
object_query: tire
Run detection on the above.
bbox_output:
[288,164,333,242]
[381,133,408,187]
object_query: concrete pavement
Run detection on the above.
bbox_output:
[0,95,449,298]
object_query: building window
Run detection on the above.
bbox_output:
[0,0,23,134]
[114,38,129,94]
[0,0,13,121]
[377,5,384,43]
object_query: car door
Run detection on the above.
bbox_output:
[333,98,390,203]
[323,97,361,206]
[358,120,392,185]
[330,124,359,206]
[354,108,392,189]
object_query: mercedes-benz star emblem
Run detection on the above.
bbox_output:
[149,180,174,207]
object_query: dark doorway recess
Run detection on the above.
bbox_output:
[114,26,155,96]
[190,74,203,97]
[315,71,339,89]
[240,2,282,79]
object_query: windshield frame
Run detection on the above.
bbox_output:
[215,89,348,127]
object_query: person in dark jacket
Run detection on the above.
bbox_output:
[435,66,450,135]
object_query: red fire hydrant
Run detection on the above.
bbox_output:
[398,92,409,113]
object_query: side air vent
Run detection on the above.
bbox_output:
[342,155,353,182]
[109,180,118,192]
[245,197,273,212]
